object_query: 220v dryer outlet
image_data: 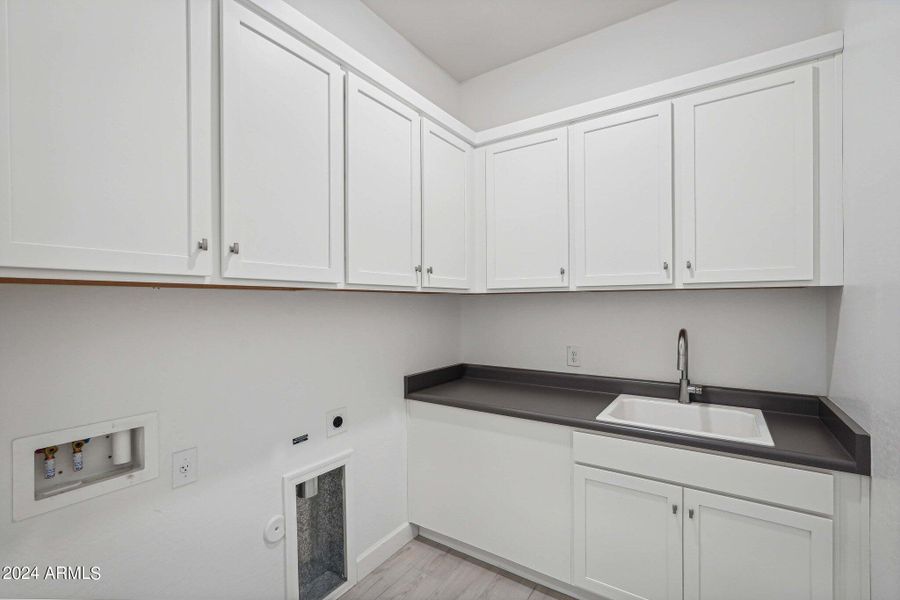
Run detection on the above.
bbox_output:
[326,408,347,437]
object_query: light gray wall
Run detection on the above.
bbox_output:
[459,0,834,130]
[0,286,460,599]
[461,289,828,395]
[824,2,900,598]
[283,0,462,119]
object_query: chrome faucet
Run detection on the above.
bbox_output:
[677,329,703,404]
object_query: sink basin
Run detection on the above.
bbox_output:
[596,395,774,446]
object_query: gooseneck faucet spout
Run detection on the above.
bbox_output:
[677,329,703,404]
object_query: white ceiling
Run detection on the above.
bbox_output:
[361,0,675,82]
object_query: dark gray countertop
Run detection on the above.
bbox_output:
[405,364,870,475]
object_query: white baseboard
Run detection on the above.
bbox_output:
[418,527,605,600]
[356,522,419,580]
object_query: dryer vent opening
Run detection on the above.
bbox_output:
[295,465,346,600]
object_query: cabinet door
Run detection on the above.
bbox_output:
[675,65,814,284]
[347,74,421,287]
[570,102,673,287]
[408,402,573,584]
[485,128,568,289]
[422,119,471,290]
[0,0,212,276]
[221,0,343,283]
[574,466,683,600]
[683,488,833,600]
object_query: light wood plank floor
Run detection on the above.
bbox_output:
[343,537,575,600]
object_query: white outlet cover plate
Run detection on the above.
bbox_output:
[567,345,582,367]
[172,447,198,488]
[326,407,347,437]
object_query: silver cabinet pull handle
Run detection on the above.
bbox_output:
[686,260,692,270]
[229,242,240,255]
[414,265,421,273]
[560,267,566,276]
[689,508,695,519]
[198,238,209,251]
[426,266,433,274]
[672,504,678,515]
[663,261,669,270]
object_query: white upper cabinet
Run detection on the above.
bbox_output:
[683,488,833,600]
[485,128,569,289]
[574,466,684,600]
[422,119,472,290]
[221,0,343,283]
[569,102,673,287]
[675,65,815,284]
[0,0,212,276]
[346,74,421,287]
[0,1,840,294]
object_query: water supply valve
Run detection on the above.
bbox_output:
[72,440,86,472]
[42,446,59,479]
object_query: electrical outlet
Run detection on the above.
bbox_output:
[172,447,198,488]
[567,345,582,367]
[326,407,347,437]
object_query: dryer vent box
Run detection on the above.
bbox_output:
[12,413,158,520]
[295,466,347,600]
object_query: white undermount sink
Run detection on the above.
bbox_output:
[596,395,774,446]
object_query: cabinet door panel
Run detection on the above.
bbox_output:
[675,65,814,284]
[408,402,572,583]
[684,488,833,600]
[574,466,683,600]
[485,128,568,289]
[0,0,212,275]
[570,102,673,287]
[347,75,421,287]
[221,0,343,282]
[422,119,471,289]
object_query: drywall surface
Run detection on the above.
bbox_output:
[459,0,833,129]
[461,289,828,396]
[282,0,461,119]
[825,1,900,598]
[0,285,460,600]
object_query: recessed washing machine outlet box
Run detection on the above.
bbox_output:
[12,413,158,521]
[326,408,347,437]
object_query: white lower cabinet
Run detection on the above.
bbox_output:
[408,412,858,600]
[574,466,683,600]
[574,465,833,600]
[683,488,833,600]
[407,402,572,584]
